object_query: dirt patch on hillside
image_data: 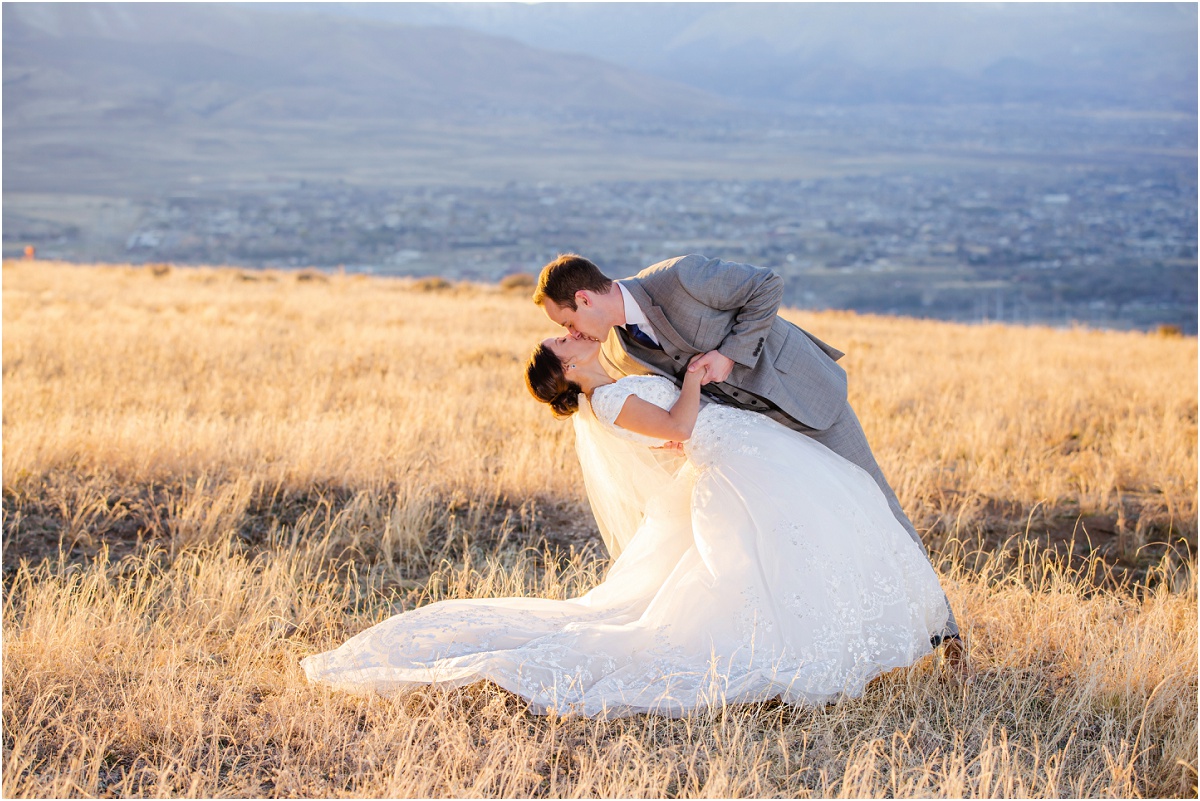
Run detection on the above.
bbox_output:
[2,478,606,583]
[4,478,1194,592]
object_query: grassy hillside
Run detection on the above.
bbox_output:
[3,259,1196,797]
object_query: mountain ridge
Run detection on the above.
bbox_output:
[4,3,736,128]
[296,2,1197,111]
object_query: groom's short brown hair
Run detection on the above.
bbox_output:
[533,254,613,310]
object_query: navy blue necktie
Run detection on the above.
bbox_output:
[626,323,662,350]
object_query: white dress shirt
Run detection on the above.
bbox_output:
[616,281,660,346]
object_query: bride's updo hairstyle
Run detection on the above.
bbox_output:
[525,343,581,418]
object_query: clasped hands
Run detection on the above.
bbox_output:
[655,350,735,454]
[687,349,734,384]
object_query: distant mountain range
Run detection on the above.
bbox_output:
[277,2,1198,111]
[3,3,731,128]
[7,2,1194,141]
[4,4,1196,204]
[5,2,750,196]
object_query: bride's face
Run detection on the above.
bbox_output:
[544,335,599,372]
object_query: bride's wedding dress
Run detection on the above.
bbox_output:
[302,376,949,717]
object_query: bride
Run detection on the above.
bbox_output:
[301,336,950,718]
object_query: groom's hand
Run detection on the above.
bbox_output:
[688,350,734,385]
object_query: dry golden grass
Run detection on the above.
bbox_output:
[3,259,1197,797]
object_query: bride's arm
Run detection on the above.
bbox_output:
[613,362,708,441]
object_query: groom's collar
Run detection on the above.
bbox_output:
[616,281,653,333]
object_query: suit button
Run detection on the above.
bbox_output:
[732,391,739,397]
[673,355,680,361]
[751,399,759,404]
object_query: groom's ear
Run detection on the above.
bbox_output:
[575,290,592,308]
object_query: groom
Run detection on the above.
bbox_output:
[534,252,964,661]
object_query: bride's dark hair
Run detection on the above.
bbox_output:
[525,343,581,418]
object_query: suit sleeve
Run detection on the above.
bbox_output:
[674,256,783,369]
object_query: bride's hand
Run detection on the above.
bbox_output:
[688,350,734,385]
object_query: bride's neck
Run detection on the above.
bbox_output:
[574,364,616,396]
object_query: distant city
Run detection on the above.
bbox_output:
[12,159,1194,334]
[5,3,1195,334]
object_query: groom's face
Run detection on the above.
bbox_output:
[543,292,610,342]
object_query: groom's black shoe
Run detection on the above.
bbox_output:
[930,632,962,649]
[937,633,968,678]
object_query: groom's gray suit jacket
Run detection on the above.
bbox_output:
[601,253,960,640]
[602,254,846,430]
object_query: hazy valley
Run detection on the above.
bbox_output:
[4,2,1196,332]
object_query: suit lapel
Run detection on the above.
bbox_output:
[602,327,674,379]
[623,279,697,356]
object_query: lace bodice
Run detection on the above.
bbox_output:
[589,375,681,447]
[589,375,764,467]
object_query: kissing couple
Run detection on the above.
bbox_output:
[303,254,964,718]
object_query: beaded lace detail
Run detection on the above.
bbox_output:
[302,373,951,717]
[590,376,680,447]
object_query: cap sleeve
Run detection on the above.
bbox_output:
[588,376,680,448]
[590,381,638,428]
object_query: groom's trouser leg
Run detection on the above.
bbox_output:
[769,403,960,641]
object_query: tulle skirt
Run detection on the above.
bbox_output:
[301,405,949,717]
